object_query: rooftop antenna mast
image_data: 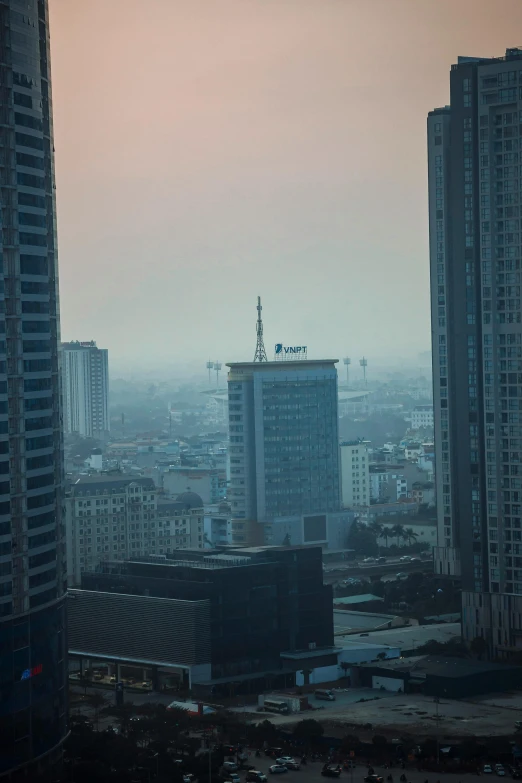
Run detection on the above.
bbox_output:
[253,296,268,362]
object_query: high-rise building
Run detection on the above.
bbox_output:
[428,47,522,655]
[227,359,350,547]
[62,340,109,439]
[340,439,370,508]
[0,1,67,775]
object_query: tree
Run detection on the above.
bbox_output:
[368,520,383,545]
[292,719,324,744]
[391,524,405,547]
[86,692,108,731]
[102,701,135,736]
[347,520,378,556]
[470,635,488,660]
[403,527,418,547]
[380,526,393,548]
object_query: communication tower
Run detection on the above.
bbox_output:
[343,357,351,385]
[214,361,222,388]
[253,295,268,362]
[206,360,214,385]
[360,357,368,385]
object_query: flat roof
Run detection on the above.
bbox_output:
[333,609,396,632]
[357,654,519,678]
[334,594,384,606]
[344,623,461,651]
[226,360,338,368]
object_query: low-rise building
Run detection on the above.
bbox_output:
[411,405,434,430]
[162,466,223,504]
[157,493,205,551]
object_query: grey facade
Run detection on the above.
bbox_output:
[429,48,522,655]
[62,340,109,439]
[227,360,342,544]
[0,0,67,776]
[67,589,212,683]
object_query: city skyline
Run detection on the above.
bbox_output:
[48,0,522,370]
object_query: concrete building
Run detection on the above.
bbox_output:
[161,466,222,504]
[428,47,522,655]
[156,494,204,551]
[0,2,68,776]
[62,340,109,439]
[227,359,351,547]
[65,475,158,586]
[68,545,334,692]
[204,501,232,546]
[340,439,370,508]
[411,405,434,430]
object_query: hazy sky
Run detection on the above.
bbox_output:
[49,0,522,375]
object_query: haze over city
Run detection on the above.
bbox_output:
[48,0,522,373]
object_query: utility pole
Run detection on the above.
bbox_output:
[434,696,440,766]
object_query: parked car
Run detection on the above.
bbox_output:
[396,572,408,579]
[362,557,376,564]
[223,763,239,773]
[399,555,411,562]
[484,766,493,774]
[228,774,241,783]
[109,675,117,683]
[496,766,506,777]
[377,557,386,564]
[269,765,288,775]
[246,773,267,783]
[364,777,383,783]
[265,749,283,758]
[276,758,299,770]
[510,770,522,780]
[410,557,421,563]
[322,767,341,778]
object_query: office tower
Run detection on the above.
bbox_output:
[62,340,109,439]
[227,359,349,547]
[428,47,522,656]
[0,1,67,775]
[340,439,370,508]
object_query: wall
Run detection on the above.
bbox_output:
[296,664,339,686]
[372,675,404,692]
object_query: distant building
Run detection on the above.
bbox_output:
[411,405,434,430]
[340,439,370,508]
[157,494,204,551]
[227,359,351,547]
[204,501,232,546]
[162,466,222,504]
[62,340,109,439]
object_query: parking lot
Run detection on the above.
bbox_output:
[240,755,516,783]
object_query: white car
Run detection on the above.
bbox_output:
[228,775,241,783]
[269,766,288,775]
[496,771,506,778]
[223,763,239,773]
[484,766,493,774]
[276,758,300,770]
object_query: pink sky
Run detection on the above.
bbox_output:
[49,0,522,374]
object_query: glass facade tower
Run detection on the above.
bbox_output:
[429,48,522,657]
[227,360,341,541]
[0,0,67,775]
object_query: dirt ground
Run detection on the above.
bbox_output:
[252,691,522,739]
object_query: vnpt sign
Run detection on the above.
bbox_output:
[274,343,307,359]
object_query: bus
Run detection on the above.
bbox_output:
[263,699,290,714]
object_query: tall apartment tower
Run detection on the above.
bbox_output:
[0,0,68,776]
[428,47,522,656]
[62,340,109,439]
[227,359,349,547]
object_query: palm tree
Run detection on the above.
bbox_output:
[381,526,393,548]
[391,523,405,547]
[86,691,108,731]
[403,527,418,547]
[368,520,383,541]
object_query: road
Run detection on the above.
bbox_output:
[323,560,433,586]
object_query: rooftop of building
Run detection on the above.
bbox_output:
[226,359,339,368]
[157,492,203,511]
[69,474,155,493]
[334,622,461,651]
[356,654,520,678]
[333,594,384,606]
